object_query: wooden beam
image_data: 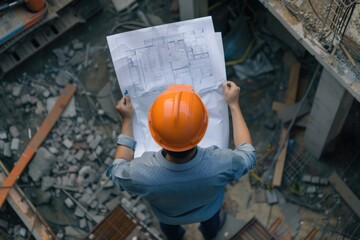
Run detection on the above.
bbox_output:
[273,52,300,186]
[272,128,289,186]
[0,161,56,240]
[328,171,360,218]
[0,84,76,207]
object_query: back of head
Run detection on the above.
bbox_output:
[148,84,208,152]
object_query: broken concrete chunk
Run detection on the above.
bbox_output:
[12,85,22,97]
[41,176,55,191]
[0,219,9,228]
[73,41,84,50]
[104,157,113,166]
[48,146,59,154]
[3,143,12,157]
[10,138,19,151]
[21,94,31,105]
[55,71,71,87]
[35,101,45,115]
[68,173,77,186]
[64,198,74,208]
[47,96,76,117]
[311,176,320,184]
[65,226,84,238]
[74,206,85,218]
[28,147,56,182]
[0,130,7,140]
[29,189,52,205]
[63,139,73,149]
[68,49,75,57]
[0,140,5,150]
[9,126,19,138]
[69,51,84,66]
[105,197,121,211]
[89,136,102,149]
[43,90,51,98]
[75,149,85,160]
[79,218,87,229]
[86,135,94,143]
[19,227,26,237]
[95,146,103,155]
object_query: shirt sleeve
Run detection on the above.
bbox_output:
[232,143,257,179]
[106,158,132,191]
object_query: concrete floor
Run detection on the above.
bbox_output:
[1,0,359,239]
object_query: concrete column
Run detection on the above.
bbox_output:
[179,0,208,20]
[304,69,354,159]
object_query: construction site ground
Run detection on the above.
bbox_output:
[1,0,360,239]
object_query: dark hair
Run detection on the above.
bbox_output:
[164,147,197,159]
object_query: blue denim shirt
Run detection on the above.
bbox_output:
[106,140,256,225]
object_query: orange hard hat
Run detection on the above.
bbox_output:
[148,84,208,152]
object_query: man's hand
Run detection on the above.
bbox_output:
[222,81,240,109]
[116,96,134,121]
[222,81,252,145]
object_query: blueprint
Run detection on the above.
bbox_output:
[107,17,229,157]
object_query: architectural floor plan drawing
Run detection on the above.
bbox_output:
[123,29,215,97]
[107,17,229,157]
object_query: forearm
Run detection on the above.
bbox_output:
[115,119,135,160]
[229,103,252,146]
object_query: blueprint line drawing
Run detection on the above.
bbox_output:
[115,29,219,97]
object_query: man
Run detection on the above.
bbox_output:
[106,81,256,240]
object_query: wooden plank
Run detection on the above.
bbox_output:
[0,84,76,207]
[284,52,301,104]
[328,171,360,218]
[0,161,55,240]
[273,52,300,186]
[272,101,288,111]
[273,128,289,186]
[304,227,318,240]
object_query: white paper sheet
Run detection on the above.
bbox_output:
[107,17,229,157]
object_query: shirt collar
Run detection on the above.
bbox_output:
[155,147,204,171]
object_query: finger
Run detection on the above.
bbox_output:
[124,96,131,104]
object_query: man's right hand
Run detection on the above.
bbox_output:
[222,81,240,108]
[116,95,134,121]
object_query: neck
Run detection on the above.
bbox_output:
[165,147,197,164]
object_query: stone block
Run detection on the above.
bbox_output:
[12,85,22,97]
[74,206,85,218]
[64,198,74,208]
[4,142,12,157]
[19,227,26,237]
[95,146,103,155]
[63,139,73,149]
[10,138,19,151]
[41,176,55,191]
[104,157,112,166]
[311,176,320,184]
[0,140,4,150]
[9,126,19,138]
[0,219,8,228]
[73,41,84,50]
[43,90,50,98]
[89,136,102,149]
[0,130,7,139]
[21,94,31,104]
[28,147,56,182]
[75,149,85,161]
[105,197,121,211]
[79,218,87,229]
[48,146,59,154]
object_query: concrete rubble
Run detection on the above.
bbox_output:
[0,37,156,239]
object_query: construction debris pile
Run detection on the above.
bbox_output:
[0,37,158,239]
